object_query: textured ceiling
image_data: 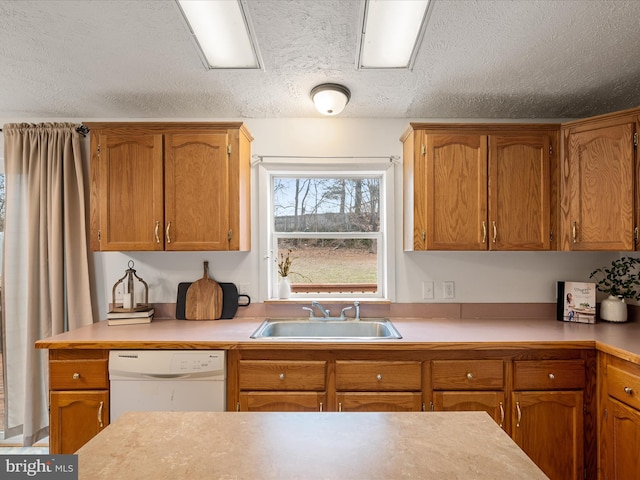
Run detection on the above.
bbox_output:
[1,0,639,120]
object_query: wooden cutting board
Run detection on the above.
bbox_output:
[185,261,223,320]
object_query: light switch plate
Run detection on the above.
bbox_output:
[422,281,434,299]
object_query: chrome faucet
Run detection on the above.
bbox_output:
[354,301,360,320]
[339,306,352,319]
[311,301,331,318]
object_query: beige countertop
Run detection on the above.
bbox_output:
[76,411,548,480]
[36,316,640,363]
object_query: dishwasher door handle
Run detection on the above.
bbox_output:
[139,373,194,379]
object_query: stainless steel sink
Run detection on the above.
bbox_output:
[250,318,402,340]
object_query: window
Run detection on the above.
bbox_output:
[260,159,394,300]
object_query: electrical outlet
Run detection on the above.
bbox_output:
[443,281,455,299]
[422,281,434,299]
[238,283,250,295]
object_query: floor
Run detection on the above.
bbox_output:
[0,354,50,453]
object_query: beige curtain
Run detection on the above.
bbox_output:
[1,123,94,445]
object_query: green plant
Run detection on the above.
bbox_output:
[589,256,640,301]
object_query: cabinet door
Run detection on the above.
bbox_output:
[239,392,325,412]
[50,391,109,454]
[606,397,640,480]
[433,391,505,429]
[489,134,550,250]
[165,133,230,251]
[98,133,164,251]
[567,120,635,250]
[512,391,583,480]
[337,392,422,412]
[423,134,488,250]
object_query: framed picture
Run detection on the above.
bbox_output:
[557,281,596,324]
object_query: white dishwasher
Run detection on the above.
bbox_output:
[109,350,226,422]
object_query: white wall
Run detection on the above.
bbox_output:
[1,117,623,318]
[88,118,620,317]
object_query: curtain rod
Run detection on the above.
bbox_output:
[0,123,90,136]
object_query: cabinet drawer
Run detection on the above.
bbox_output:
[607,365,640,411]
[50,359,108,390]
[513,360,585,390]
[335,361,421,391]
[239,360,326,391]
[432,360,503,390]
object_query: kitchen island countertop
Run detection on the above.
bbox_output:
[76,410,548,480]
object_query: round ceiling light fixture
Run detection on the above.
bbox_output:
[310,83,351,116]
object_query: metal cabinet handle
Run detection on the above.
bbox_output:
[319,402,323,412]
[492,221,497,243]
[376,374,383,381]
[279,373,286,380]
[624,386,633,395]
[154,221,160,243]
[236,402,241,412]
[466,372,474,380]
[572,221,577,243]
[548,373,555,380]
[165,221,171,244]
[72,373,80,380]
[499,402,504,428]
[421,230,426,242]
[516,401,522,427]
[97,401,104,428]
[482,221,487,244]
[338,402,342,412]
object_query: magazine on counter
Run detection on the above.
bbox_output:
[557,281,596,324]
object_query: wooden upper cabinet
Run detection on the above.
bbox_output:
[164,133,229,251]
[424,133,488,250]
[402,124,558,251]
[489,134,551,250]
[562,114,637,251]
[98,133,164,251]
[88,122,252,252]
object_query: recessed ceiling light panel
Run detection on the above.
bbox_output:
[357,0,432,69]
[177,0,262,69]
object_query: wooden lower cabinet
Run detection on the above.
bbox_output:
[335,360,422,411]
[600,354,640,480]
[605,398,640,480]
[433,391,505,427]
[239,392,326,412]
[337,392,422,412]
[48,349,109,454]
[512,390,584,480]
[237,359,327,412]
[50,391,108,454]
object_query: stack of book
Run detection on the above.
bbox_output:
[107,308,154,326]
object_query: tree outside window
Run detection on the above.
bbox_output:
[272,175,383,296]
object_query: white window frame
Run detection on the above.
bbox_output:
[257,157,396,301]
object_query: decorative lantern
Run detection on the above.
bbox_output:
[111,260,150,312]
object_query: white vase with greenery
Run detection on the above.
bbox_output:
[278,277,291,299]
[599,295,627,322]
[590,257,640,323]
